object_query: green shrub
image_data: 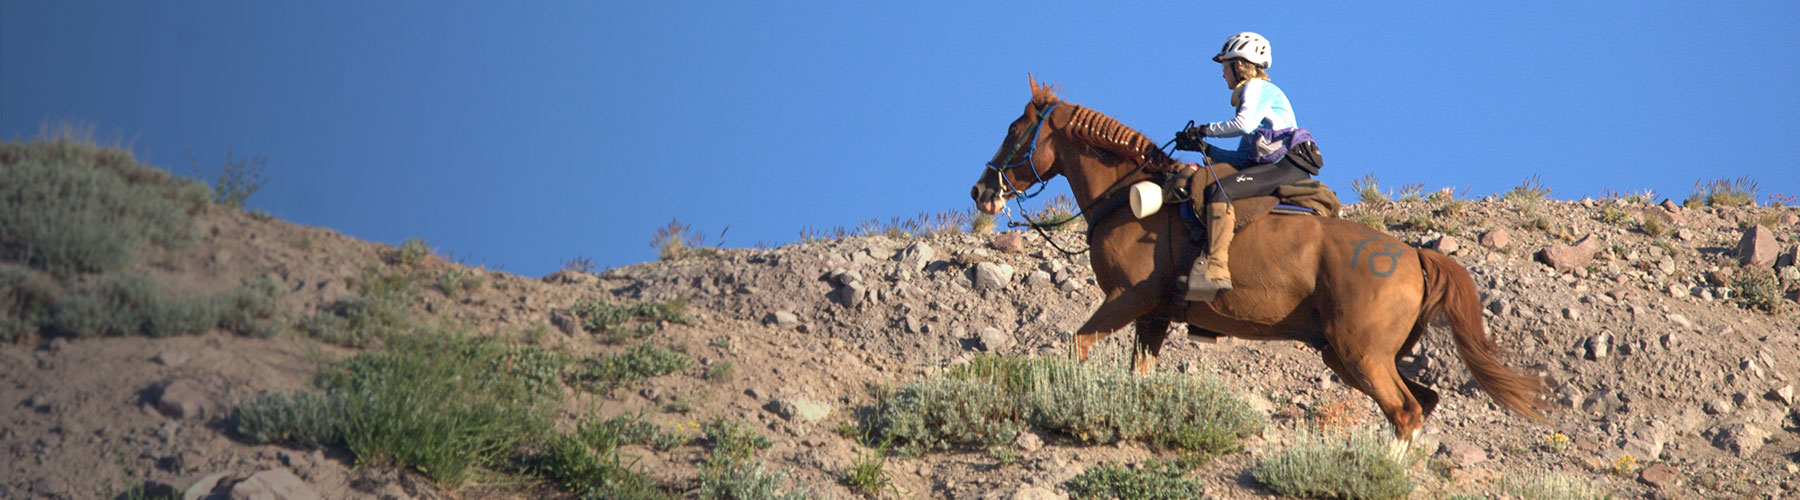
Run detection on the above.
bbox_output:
[316,330,560,486]
[1032,194,1081,231]
[48,274,243,338]
[651,218,709,261]
[233,391,346,448]
[1425,187,1457,203]
[1599,206,1631,226]
[1252,429,1417,500]
[299,270,415,347]
[1396,183,1424,203]
[0,138,200,277]
[568,297,691,338]
[435,268,482,298]
[1499,471,1607,500]
[387,237,432,267]
[1742,213,1781,230]
[705,361,735,381]
[1398,215,1442,233]
[1065,460,1208,500]
[1352,211,1390,230]
[1733,269,1783,313]
[187,148,267,209]
[219,276,285,338]
[700,461,816,500]
[1694,176,1758,207]
[1504,174,1551,202]
[844,433,893,497]
[572,342,692,391]
[698,418,812,500]
[1639,216,1668,237]
[703,418,774,471]
[0,267,53,341]
[971,212,996,234]
[1351,173,1389,204]
[531,428,676,500]
[871,355,1264,456]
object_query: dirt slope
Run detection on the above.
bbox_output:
[3,197,1799,499]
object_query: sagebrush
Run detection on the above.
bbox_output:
[1065,460,1208,500]
[871,354,1264,456]
[0,136,204,277]
[1252,429,1418,500]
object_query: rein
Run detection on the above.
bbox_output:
[1007,137,1180,256]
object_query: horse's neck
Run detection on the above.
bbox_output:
[1057,145,1133,209]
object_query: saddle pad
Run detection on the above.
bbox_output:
[1270,203,1317,215]
[1181,197,1320,230]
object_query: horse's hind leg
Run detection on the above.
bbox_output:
[1325,326,1426,444]
[1397,323,1441,420]
[1131,317,1171,375]
[1353,356,1426,444]
[1401,375,1441,421]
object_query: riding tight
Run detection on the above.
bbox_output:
[1200,160,1311,204]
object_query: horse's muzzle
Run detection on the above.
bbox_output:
[971,181,1004,215]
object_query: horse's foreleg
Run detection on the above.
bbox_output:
[1072,291,1157,361]
[1131,317,1171,375]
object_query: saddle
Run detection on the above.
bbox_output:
[1167,177,1342,230]
[1226,180,1342,228]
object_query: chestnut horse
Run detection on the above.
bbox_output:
[970,78,1546,442]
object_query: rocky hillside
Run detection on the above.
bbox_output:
[3,145,1799,500]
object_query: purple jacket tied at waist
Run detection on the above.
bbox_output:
[1250,127,1314,165]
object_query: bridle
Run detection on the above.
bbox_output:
[982,101,1186,256]
[983,102,1059,201]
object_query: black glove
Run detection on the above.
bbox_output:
[1173,122,1208,153]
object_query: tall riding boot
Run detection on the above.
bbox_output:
[1185,201,1236,302]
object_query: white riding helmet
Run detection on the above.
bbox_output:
[1212,32,1271,68]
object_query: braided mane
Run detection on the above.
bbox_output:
[1064,105,1165,167]
[1028,75,1173,169]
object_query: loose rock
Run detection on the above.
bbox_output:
[1639,463,1681,489]
[1479,229,1511,249]
[769,397,832,425]
[1438,440,1487,467]
[1711,423,1770,458]
[993,232,1027,254]
[1431,235,1460,254]
[1738,225,1780,267]
[154,350,190,367]
[973,263,1015,291]
[1538,234,1602,272]
[899,242,936,271]
[156,374,229,420]
[978,327,1014,352]
[228,468,321,500]
[763,311,800,329]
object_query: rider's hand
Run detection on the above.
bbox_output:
[1174,125,1208,153]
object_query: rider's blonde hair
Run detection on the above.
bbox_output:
[1230,59,1268,85]
[1228,59,1270,107]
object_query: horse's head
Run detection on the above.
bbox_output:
[972,76,1064,215]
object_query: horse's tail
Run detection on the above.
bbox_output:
[1417,249,1550,423]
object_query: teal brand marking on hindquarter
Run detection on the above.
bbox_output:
[1349,230,1405,278]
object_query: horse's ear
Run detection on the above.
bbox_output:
[1027,73,1038,95]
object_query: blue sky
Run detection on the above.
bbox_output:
[4,1,1797,276]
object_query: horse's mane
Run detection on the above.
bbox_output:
[1030,76,1170,168]
[1065,105,1165,167]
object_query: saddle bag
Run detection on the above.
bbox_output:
[1252,127,1322,175]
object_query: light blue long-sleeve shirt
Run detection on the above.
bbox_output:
[1200,79,1297,167]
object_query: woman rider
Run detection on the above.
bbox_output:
[1172,31,1323,301]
